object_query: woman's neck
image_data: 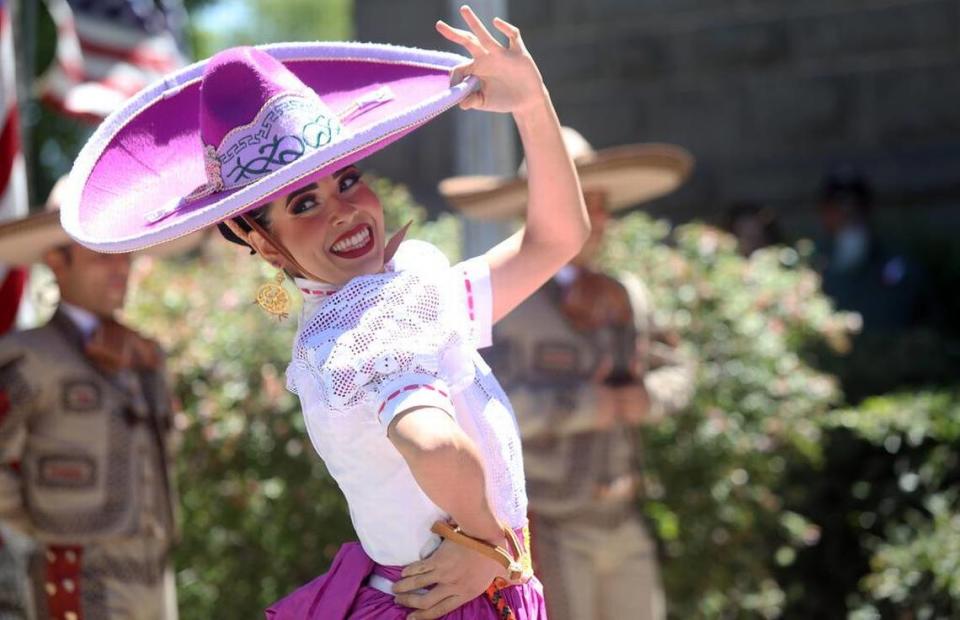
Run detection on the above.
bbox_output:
[294,276,340,316]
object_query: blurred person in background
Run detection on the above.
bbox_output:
[441,128,697,620]
[0,179,179,619]
[814,167,925,332]
[723,201,782,257]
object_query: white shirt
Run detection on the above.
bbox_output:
[285,241,527,566]
[60,302,101,340]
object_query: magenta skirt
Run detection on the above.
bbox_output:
[265,542,548,620]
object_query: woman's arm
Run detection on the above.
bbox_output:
[388,406,502,543]
[387,406,508,620]
[438,7,590,323]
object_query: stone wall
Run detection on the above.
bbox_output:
[355,0,960,231]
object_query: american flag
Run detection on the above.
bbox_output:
[39,0,189,123]
[0,0,28,335]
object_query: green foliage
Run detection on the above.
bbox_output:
[857,492,960,617]
[599,214,855,618]
[830,393,960,619]
[125,178,460,618]
[830,392,960,446]
[599,213,960,618]
[190,0,353,58]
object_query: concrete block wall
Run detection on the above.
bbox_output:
[355,0,960,231]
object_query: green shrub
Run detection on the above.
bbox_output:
[599,213,856,618]
[831,392,960,619]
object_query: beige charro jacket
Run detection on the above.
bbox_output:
[487,271,694,520]
[0,309,178,619]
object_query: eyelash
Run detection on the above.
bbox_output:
[289,169,363,215]
[339,169,363,192]
[290,197,316,215]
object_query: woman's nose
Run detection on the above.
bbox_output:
[328,196,357,227]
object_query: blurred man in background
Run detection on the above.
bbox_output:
[441,128,696,620]
[0,180,179,619]
[814,168,925,332]
[724,201,783,257]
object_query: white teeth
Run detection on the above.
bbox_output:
[332,227,371,253]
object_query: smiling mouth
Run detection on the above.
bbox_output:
[330,224,374,259]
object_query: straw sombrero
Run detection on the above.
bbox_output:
[59,43,478,254]
[0,176,203,264]
[439,127,693,220]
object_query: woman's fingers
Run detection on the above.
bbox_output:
[400,558,433,579]
[458,5,501,50]
[458,90,484,111]
[435,20,485,57]
[492,17,522,49]
[396,585,455,612]
[449,61,473,87]
[392,569,438,595]
[407,593,464,620]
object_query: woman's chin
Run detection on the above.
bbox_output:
[314,249,384,283]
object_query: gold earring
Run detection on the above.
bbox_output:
[255,271,290,320]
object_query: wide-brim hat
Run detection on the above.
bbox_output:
[0,176,202,264]
[59,43,478,254]
[439,127,694,220]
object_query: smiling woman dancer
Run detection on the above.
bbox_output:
[62,6,589,619]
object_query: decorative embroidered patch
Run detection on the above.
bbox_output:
[532,341,581,376]
[36,456,97,489]
[61,380,101,413]
[217,92,345,189]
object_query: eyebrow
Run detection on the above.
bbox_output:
[335,165,357,178]
[283,167,359,207]
[285,183,319,207]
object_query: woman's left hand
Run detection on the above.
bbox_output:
[437,5,546,115]
[393,536,508,619]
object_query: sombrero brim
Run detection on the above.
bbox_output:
[61,42,479,254]
[0,210,205,265]
[438,144,694,220]
[0,211,68,264]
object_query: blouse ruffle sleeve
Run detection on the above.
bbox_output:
[450,255,494,349]
[286,241,478,431]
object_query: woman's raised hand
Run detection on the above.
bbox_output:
[437,5,546,114]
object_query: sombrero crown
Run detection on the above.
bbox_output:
[60,43,478,253]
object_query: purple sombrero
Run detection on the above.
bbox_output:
[60,43,478,253]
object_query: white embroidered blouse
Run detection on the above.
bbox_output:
[286,241,528,566]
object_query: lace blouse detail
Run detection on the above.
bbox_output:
[283,241,526,564]
[287,241,479,424]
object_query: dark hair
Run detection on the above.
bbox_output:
[819,167,873,213]
[723,201,783,246]
[216,204,272,253]
[723,201,765,230]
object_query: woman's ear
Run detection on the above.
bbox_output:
[223,219,284,269]
[246,229,286,269]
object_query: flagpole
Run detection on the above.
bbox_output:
[12,0,34,210]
